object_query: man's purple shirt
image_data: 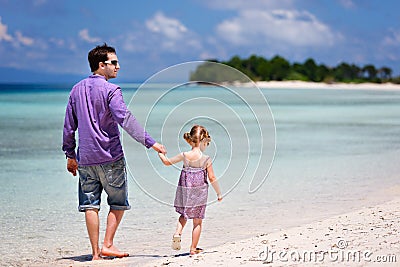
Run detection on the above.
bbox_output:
[62,75,155,166]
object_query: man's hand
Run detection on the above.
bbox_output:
[67,158,78,176]
[152,142,167,154]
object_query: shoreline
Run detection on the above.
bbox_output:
[249,80,400,91]
[2,80,400,92]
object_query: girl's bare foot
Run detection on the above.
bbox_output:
[190,248,203,255]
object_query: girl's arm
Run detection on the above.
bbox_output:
[158,152,184,166]
[206,161,222,201]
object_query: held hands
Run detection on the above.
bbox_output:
[152,142,167,154]
[158,152,170,166]
[67,158,78,176]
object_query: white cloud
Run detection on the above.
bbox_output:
[216,9,340,48]
[0,17,34,46]
[15,31,34,46]
[0,17,13,42]
[146,12,188,40]
[79,29,101,43]
[143,12,202,53]
[382,29,400,46]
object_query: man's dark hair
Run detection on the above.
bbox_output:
[88,43,116,72]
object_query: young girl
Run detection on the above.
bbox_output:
[158,125,222,255]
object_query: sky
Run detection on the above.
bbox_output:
[0,0,399,83]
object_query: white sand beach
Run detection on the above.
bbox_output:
[252,81,400,90]
[144,193,400,266]
[46,187,400,267]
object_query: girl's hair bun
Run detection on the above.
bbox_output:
[183,132,191,143]
[183,125,211,145]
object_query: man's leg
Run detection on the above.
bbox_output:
[100,158,130,257]
[85,209,101,260]
[100,209,129,257]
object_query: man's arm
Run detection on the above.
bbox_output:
[62,97,78,176]
[108,87,166,152]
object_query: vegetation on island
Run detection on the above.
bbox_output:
[190,55,400,84]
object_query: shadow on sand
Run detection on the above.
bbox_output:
[58,250,217,264]
[172,250,218,257]
[58,253,167,263]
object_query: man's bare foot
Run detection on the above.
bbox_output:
[91,247,102,261]
[91,254,103,261]
[101,245,129,258]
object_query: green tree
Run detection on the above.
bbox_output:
[334,63,361,82]
[291,59,329,82]
[225,55,243,71]
[315,64,331,82]
[225,55,252,79]
[191,54,399,84]
[243,55,262,80]
[303,58,318,81]
[256,58,272,81]
[378,67,392,80]
[362,64,378,81]
[269,55,290,81]
[292,62,309,81]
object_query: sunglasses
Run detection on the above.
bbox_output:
[104,60,119,66]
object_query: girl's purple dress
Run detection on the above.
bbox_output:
[174,153,210,219]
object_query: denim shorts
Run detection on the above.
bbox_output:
[77,157,131,212]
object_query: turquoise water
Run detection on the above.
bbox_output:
[1,84,400,266]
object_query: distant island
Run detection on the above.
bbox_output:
[190,55,400,85]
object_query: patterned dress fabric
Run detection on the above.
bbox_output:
[174,153,209,219]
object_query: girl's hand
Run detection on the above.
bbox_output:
[217,195,223,202]
[153,142,167,154]
[158,152,171,166]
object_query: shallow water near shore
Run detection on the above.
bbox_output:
[0,84,399,266]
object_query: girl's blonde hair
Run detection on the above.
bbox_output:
[183,125,211,146]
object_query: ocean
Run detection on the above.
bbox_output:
[1,83,399,266]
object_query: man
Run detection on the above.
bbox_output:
[62,43,166,260]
